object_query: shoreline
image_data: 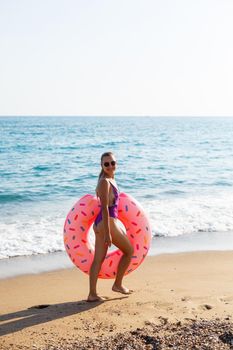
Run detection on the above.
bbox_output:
[1,230,233,280]
[1,251,233,349]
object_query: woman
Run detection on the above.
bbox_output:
[87,152,134,302]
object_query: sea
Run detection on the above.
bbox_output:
[1,116,233,278]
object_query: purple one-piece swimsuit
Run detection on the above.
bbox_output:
[94,182,119,226]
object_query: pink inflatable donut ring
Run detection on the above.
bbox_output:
[63,192,152,279]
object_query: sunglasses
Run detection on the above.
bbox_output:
[103,161,116,167]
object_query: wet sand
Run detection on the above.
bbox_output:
[1,251,233,349]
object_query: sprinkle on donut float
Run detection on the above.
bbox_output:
[64,192,152,279]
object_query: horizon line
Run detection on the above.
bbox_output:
[1,115,233,118]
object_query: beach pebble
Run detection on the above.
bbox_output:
[37,318,233,350]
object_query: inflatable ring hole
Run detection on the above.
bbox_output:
[87,224,121,254]
[87,226,95,252]
[107,219,127,253]
[87,219,127,254]
[87,224,117,253]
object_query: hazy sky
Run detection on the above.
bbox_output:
[0,0,233,116]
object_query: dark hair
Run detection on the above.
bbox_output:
[98,151,115,180]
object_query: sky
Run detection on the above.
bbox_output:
[0,0,233,117]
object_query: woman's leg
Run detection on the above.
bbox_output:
[110,220,134,294]
[87,224,108,301]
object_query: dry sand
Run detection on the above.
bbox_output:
[0,251,233,349]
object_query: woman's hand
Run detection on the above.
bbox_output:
[105,234,112,247]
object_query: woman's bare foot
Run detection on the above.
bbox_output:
[87,294,105,302]
[112,283,133,295]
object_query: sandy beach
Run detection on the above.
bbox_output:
[1,251,233,349]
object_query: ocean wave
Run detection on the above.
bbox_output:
[33,165,52,171]
[144,191,233,237]
[1,191,233,259]
[0,193,28,204]
[158,189,186,196]
[0,190,54,204]
[213,180,232,186]
[59,146,80,150]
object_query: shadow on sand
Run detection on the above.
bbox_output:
[0,296,128,336]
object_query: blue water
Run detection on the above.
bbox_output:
[1,116,233,261]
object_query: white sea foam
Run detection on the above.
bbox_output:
[0,200,68,259]
[1,191,233,259]
[145,191,233,237]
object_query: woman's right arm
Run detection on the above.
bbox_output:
[98,179,112,247]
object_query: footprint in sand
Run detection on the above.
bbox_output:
[181,296,191,302]
[199,304,213,310]
[219,296,233,304]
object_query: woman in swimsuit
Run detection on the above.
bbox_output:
[87,152,134,302]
